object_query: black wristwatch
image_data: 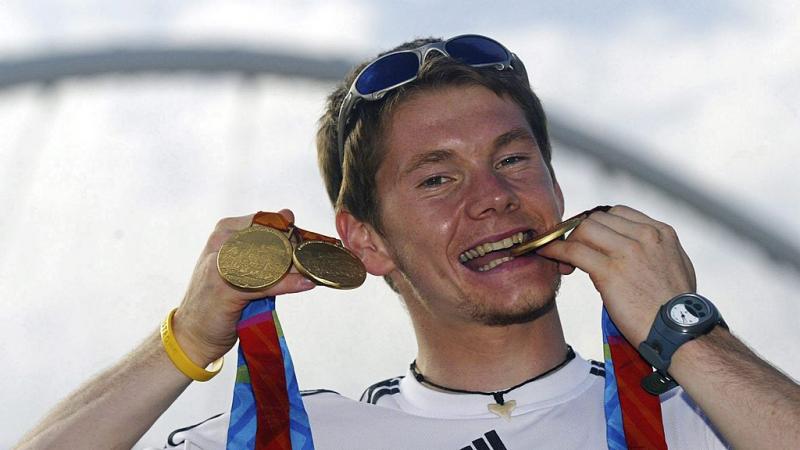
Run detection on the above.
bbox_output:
[638,293,728,395]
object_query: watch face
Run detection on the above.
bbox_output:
[667,295,713,327]
[669,304,701,325]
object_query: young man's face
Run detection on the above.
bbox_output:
[374,84,565,327]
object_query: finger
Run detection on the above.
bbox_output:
[537,238,609,276]
[568,217,637,256]
[608,205,661,227]
[263,273,318,296]
[216,214,257,232]
[558,261,575,275]
[204,214,259,255]
[586,210,645,237]
[605,208,694,269]
[587,210,666,246]
[604,207,697,290]
[237,273,317,300]
[277,208,295,224]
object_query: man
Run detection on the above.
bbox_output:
[17,35,800,449]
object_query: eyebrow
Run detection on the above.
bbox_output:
[399,128,536,178]
[493,127,536,149]
[401,149,454,177]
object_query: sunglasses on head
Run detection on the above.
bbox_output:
[336,34,519,168]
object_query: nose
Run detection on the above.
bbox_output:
[465,170,520,219]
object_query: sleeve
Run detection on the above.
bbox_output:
[141,413,229,450]
[660,389,730,449]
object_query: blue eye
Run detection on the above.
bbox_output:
[423,176,443,186]
[497,155,526,168]
[420,175,449,188]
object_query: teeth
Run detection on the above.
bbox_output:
[459,231,530,263]
[477,256,514,272]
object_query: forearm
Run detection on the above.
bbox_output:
[670,327,800,449]
[16,329,193,450]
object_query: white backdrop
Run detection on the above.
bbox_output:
[1,1,799,448]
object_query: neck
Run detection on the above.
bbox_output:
[410,303,568,392]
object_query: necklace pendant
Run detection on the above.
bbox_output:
[488,399,516,420]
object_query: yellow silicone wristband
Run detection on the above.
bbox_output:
[160,308,223,382]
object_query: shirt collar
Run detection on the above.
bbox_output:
[394,353,597,419]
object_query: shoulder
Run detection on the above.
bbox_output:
[359,375,405,405]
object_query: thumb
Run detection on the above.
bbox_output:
[277,208,295,224]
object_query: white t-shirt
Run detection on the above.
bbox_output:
[159,355,728,449]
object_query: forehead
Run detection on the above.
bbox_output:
[379,85,533,173]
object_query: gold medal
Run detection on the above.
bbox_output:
[217,225,293,289]
[292,240,366,289]
[510,205,611,257]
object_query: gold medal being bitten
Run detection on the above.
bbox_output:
[217,225,293,289]
[292,240,366,289]
[510,205,612,257]
[509,217,583,257]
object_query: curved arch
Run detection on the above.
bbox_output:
[1,45,798,273]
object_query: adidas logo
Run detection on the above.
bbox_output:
[459,430,507,450]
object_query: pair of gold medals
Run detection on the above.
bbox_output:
[217,212,366,290]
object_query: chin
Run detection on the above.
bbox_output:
[464,276,561,327]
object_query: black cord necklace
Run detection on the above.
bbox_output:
[410,345,575,413]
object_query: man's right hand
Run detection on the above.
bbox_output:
[171,209,317,369]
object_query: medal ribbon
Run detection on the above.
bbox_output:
[602,307,668,450]
[252,212,340,246]
[226,297,315,450]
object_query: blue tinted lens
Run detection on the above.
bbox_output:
[445,36,508,65]
[355,52,420,95]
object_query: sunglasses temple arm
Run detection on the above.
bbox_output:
[336,92,356,169]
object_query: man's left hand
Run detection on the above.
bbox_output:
[537,205,696,347]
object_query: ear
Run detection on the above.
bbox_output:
[336,210,396,276]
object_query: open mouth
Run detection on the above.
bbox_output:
[459,230,535,272]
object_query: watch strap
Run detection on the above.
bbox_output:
[638,311,682,395]
[638,302,694,373]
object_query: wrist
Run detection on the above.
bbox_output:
[170,308,223,368]
[638,293,727,394]
[669,325,730,374]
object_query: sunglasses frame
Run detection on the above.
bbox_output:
[336,34,518,170]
